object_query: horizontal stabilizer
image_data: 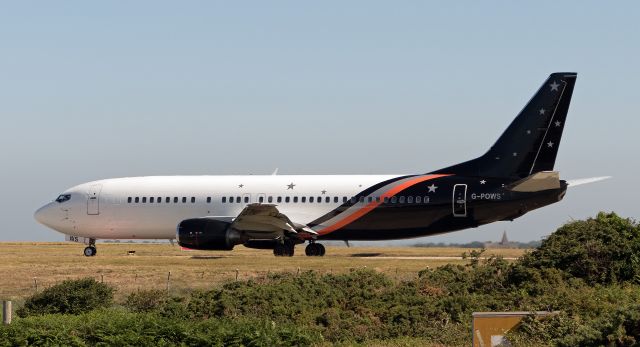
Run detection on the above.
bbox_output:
[567,176,611,188]
[507,171,560,192]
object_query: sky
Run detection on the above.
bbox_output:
[1,2,638,244]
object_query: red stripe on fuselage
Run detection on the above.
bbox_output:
[316,174,451,236]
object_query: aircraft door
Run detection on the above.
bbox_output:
[87,184,102,215]
[452,184,467,217]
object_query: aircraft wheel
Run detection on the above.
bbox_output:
[83,246,97,257]
[284,243,295,257]
[317,243,326,256]
[273,244,285,256]
[305,243,318,256]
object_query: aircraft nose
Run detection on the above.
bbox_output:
[34,203,56,227]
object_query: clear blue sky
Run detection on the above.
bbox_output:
[1,2,637,243]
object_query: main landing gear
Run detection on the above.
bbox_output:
[83,238,97,257]
[305,242,325,257]
[273,241,295,257]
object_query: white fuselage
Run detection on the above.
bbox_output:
[35,175,401,240]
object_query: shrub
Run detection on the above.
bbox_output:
[520,212,640,285]
[123,289,167,313]
[17,278,113,317]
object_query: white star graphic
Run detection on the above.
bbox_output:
[539,108,546,115]
[550,81,560,91]
[427,184,438,193]
[555,121,562,127]
[238,184,244,188]
[547,141,554,148]
[480,180,486,184]
[321,190,327,195]
[526,130,532,135]
[513,152,518,157]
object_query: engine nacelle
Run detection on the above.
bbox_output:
[176,218,243,250]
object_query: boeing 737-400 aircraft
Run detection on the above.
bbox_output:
[35,72,609,257]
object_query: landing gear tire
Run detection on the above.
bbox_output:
[305,243,325,257]
[83,246,97,257]
[273,242,295,257]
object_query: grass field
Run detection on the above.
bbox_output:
[0,242,526,301]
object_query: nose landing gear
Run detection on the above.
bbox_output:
[83,239,97,257]
[305,242,325,257]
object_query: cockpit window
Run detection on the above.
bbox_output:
[55,194,71,203]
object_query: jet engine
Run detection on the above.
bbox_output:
[176,218,243,250]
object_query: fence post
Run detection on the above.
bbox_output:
[2,301,11,325]
[33,278,38,292]
[235,269,239,281]
[166,271,171,294]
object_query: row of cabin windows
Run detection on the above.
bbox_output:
[127,196,213,204]
[221,196,430,204]
[126,195,431,205]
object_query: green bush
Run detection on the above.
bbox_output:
[520,212,640,285]
[0,308,322,347]
[17,278,113,317]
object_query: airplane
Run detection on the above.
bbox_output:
[34,72,609,257]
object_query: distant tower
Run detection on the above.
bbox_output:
[499,231,509,245]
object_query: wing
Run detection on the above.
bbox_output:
[230,203,316,238]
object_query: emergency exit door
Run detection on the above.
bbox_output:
[453,184,467,217]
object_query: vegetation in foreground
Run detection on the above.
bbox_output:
[1,212,639,346]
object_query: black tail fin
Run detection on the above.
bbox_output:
[432,72,577,179]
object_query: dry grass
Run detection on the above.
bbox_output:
[0,242,526,300]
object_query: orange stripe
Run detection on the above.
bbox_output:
[317,174,451,235]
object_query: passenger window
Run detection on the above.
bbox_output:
[318,197,322,203]
[350,197,356,203]
[268,196,273,203]
[399,196,405,204]
[236,196,241,203]
[135,197,140,203]
[367,196,373,203]
[191,197,195,203]
[293,197,298,203]
[407,196,414,203]
[325,197,330,203]
[384,197,389,203]
[391,196,397,203]
[157,197,161,203]
[359,196,365,203]
[182,197,186,203]
[222,197,227,203]
[301,197,306,203]
[259,196,264,203]
[166,197,170,203]
[309,197,314,203]
[343,197,347,203]
[285,196,290,203]
[277,196,282,203]
[150,197,154,203]
[416,196,422,203]
[230,197,234,203]
[174,197,178,203]
[244,196,249,203]
[207,197,211,203]
[127,197,132,203]
[333,197,338,203]
[424,196,430,203]
[142,197,147,203]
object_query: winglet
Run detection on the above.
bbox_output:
[271,168,279,175]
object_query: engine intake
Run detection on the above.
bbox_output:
[176,218,242,250]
